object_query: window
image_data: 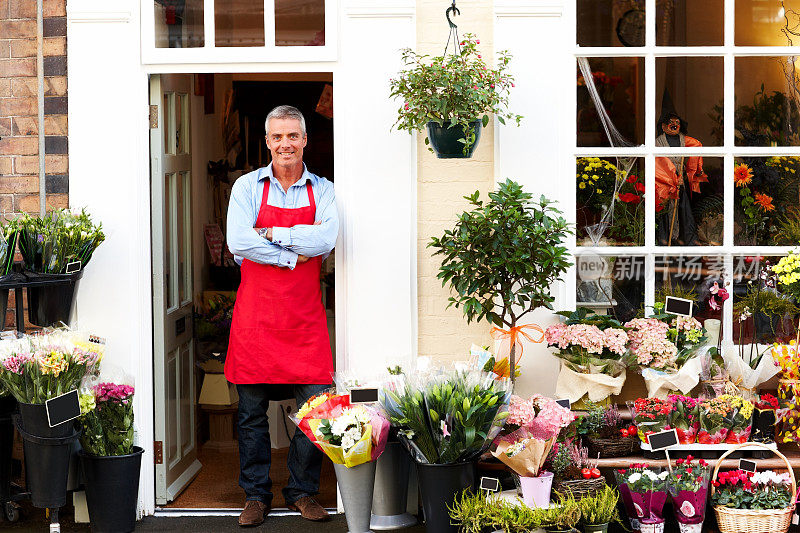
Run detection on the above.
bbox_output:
[574,0,799,347]
[143,0,336,63]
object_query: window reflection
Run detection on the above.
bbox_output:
[577,0,645,47]
[154,0,204,48]
[735,57,800,146]
[656,157,723,246]
[657,0,724,46]
[577,57,645,147]
[653,255,724,331]
[216,0,265,47]
[275,0,325,46]
[575,254,644,323]
[736,0,800,46]
[657,57,723,146]
[734,157,800,245]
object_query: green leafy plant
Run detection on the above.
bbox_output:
[389,33,522,154]
[16,208,105,274]
[776,208,800,244]
[79,382,135,456]
[429,179,573,379]
[577,484,624,526]
[539,492,582,531]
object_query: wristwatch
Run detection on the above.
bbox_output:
[257,227,270,240]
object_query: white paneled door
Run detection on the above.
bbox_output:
[150,74,201,504]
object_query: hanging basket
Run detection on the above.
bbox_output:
[711,442,796,533]
[426,120,482,159]
[586,435,639,458]
[553,477,605,500]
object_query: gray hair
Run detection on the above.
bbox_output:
[265,105,306,137]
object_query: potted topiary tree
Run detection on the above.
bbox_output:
[429,179,573,382]
[389,34,522,158]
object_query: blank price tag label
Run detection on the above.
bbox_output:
[665,296,693,317]
[349,388,379,404]
[480,477,500,493]
[46,389,81,427]
[739,459,757,472]
[647,429,678,451]
[555,399,571,409]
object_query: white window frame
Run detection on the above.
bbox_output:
[572,0,798,348]
[141,0,338,64]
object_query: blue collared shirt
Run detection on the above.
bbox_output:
[226,163,338,269]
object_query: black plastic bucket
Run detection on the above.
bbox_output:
[26,270,83,327]
[0,396,17,503]
[15,403,80,508]
[426,120,482,159]
[416,461,476,533]
[79,447,144,533]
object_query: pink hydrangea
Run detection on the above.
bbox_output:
[507,394,537,426]
[567,324,605,354]
[603,328,629,355]
[545,322,624,356]
[673,316,702,333]
[507,394,575,438]
[625,318,677,369]
[544,323,571,349]
[94,382,135,403]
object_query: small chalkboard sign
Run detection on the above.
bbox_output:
[349,388,379,404]
[46,389,81,428]
[555,399,571,409]
[739,459,757,473]
[646,429,678,451]
[65,260,82,274]
[480,477,500,493]
[664,296,693,317]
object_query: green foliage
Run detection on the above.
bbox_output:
[577,485,623,525]
[776,208,800,245]
[16,208,105,274]
[430,179,573,329]
[389,34,522,154]
[448,490,545,533]
[540,492,582,530]
[734,287,799,323]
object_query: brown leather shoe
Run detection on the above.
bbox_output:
[238,500,269,527]
[287,496,330,521]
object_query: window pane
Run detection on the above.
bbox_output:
[733,255,798,346]
[576,157,645,246]
[577,0,645,47]
[736,0,800,46]
[577,57,645,147]
[275,0,325,46]
[657,0,724,46]
[734,156,800,245]
[654,255,725,334]
[656,157,724,246]
[215,0,265,47]
[735,57,800,146]
[656,57,723,146]
[154,0,204,48]
[576,254,644,323]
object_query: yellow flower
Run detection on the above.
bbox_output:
[596,189,603,194]
[579,182,586,189]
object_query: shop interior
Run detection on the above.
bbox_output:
[163,72,337,509]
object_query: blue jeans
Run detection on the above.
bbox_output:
[236,383,331,506]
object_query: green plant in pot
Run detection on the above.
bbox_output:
[577,485,624,533]
[540,492,582,533]
[390,33,522,158]
[429,179,572,383]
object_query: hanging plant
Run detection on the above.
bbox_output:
[389,33,522,157]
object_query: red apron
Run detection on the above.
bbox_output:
[225,180,333,385]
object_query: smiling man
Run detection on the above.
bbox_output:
[225,105,338,527]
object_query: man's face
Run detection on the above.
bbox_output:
[662,117,681,136]
[265,118,307,168]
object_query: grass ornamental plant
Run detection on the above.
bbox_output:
[390,33,522,155]
[79,382,135,456]
[430,179,572,381]
[17,208,105,274]
[577,484,624,527]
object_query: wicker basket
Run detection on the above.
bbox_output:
[711,442,797,533]
[553,477,606,500]
[586,435,640,458]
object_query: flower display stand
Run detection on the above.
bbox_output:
[0,396,25,523]
[0,270,84,330]
[639,441,777,460]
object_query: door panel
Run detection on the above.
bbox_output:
[151,74,201,504]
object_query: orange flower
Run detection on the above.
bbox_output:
[734,164,753,187]
[754,192,775,212]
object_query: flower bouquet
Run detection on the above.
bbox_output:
[628,397,673,444]
[668,457,711,533]
[626,309,708,398]
[79,382,135,456]
[711,467,795,533]
[614,465,669,533]
[771,342,800,443]
[491,394,574,507]
[752,393,779,442]
[725,396,754,444]
[668,395,700,444]
[547,308,632,404]
[17,208,105,274]
[0,219,18,278]
[698,396,735,444]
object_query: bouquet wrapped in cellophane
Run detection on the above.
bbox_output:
[291,392,389,468]
[79,365,135,456]
[0,327,104,404]
[380,361,512,464]
[17,208,105,274]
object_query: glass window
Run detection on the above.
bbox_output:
[154,0,204,48]
[654,255,725,332]
[657,0,724,46]
[735,56,800,146]
[275,0,325,46]
[215,0,265,47]
[575,254,645,323]
[577,0,645,47]
[736,0,800,46]
[577,57,645,147]
[734,156,800,245]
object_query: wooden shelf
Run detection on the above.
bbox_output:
[596,450,800,470]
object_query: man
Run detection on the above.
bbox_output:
[225,105,338,527]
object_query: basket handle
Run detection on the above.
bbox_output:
[709,441,797,505]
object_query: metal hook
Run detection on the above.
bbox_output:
[445,3,459,30]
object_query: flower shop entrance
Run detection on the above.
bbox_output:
[149,72,338,509]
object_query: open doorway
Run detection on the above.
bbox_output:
[150,72,337,509]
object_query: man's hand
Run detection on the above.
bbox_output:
[297,255,310,263]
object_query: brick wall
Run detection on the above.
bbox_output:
[416,1,495,361]
[0,0,69,214]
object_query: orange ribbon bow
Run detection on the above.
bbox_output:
[490,323,545,362]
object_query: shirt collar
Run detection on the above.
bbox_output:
[259,163,311,188]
